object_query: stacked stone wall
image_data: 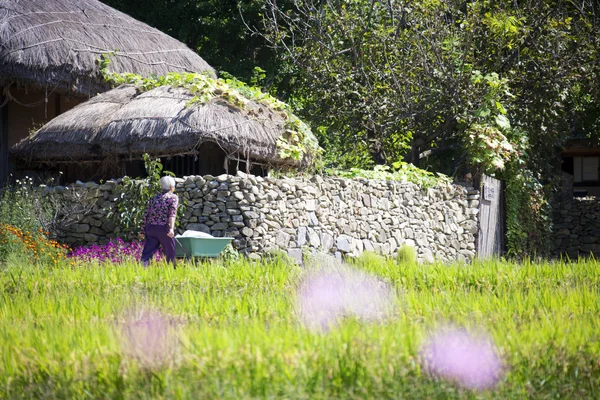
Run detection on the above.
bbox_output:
[553,197,600,258]
[38,172,480,263]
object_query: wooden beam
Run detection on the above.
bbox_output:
[0,96,8,187]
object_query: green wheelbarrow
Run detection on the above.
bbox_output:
[175,236,234,258]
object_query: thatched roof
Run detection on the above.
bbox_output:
[11,84,318,167]
[0,0,215,97]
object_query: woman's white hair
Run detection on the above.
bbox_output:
[160,176,176,191]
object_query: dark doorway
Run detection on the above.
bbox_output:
[162,142,227,176]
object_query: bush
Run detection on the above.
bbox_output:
[397,244,418,264]
[0,177,47,235]
[107,154,183,237]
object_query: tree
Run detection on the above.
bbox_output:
[100,0,284,82]
[260,0,470,168]
[260,0,600,175]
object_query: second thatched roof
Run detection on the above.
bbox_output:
[0,0,215,96]
[11,84,319,167]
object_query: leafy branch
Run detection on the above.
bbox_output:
[106,154,185,235]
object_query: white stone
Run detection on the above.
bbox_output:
[336,234,353,253]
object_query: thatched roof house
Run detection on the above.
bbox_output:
[0,0,214,95]
[0,0,214,184]
[11,84,319,180]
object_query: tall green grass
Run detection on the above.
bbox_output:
[0,254,599,399]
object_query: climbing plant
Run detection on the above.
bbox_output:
[463,72,552,258]
[106,154,185,235]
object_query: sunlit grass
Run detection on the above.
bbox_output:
[0,254,599,399]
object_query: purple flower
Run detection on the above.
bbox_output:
[69,238,163,264]
[420,326,504,390]
[296,263,394,331]
[120,308,180,369]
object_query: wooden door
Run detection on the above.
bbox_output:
[477,175,505,258]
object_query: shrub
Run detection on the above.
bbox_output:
[396,244,418,264]
[0,177,47,235]
[107,154,184,238]
[0,177,93,243]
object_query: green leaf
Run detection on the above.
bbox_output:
[495,114,511,129]
[476,107,491,118]
[495,101,507,115]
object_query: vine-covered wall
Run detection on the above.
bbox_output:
[37,172,481,263]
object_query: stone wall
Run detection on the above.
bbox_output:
[553,197,600,258]
[41,172,480,263]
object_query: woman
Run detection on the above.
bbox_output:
[140,176,179,268]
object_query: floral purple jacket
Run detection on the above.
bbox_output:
[141,191,179,232]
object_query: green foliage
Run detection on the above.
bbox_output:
[316,125,377,170]
[107,154,182,235]
[396,244,418,265]
[218,243,241,263]
[98,58,320,162]
[462,70,552,257]
[261,0,502,167]
[0,177,99,249]
[463,71,521,175]
[101,0,600,182]
[504,164,552,258]
[327,163,451,189]
[352,251,387,268]
[0,177,46,235]
[1,258,600,397]
[0,178,75,265]
[261,0,600,178]
[249,66,267,88]
[0,223,69,266]
[99,0,284,85]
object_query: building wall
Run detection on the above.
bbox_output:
[35,172,480,263]
[561,147,600,197]
[1,87,85,184]
[7,88,83,147]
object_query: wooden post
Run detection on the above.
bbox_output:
[0,96,8,187]
[476,175,505,258]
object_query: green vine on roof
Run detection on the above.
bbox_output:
[97,54,320,162]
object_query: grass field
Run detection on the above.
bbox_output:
[0,254,599,399]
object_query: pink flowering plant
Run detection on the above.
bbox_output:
[69,238,162,264]
[420,326,505,391]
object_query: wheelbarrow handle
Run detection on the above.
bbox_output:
[174,237,192,258]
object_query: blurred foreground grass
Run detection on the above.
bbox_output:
[0,254,599,399]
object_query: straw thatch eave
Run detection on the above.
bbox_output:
[0,0,215,98]
[11,84,316,167]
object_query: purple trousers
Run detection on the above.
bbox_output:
[141,224,176,267]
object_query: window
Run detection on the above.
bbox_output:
[574,156,599,182]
